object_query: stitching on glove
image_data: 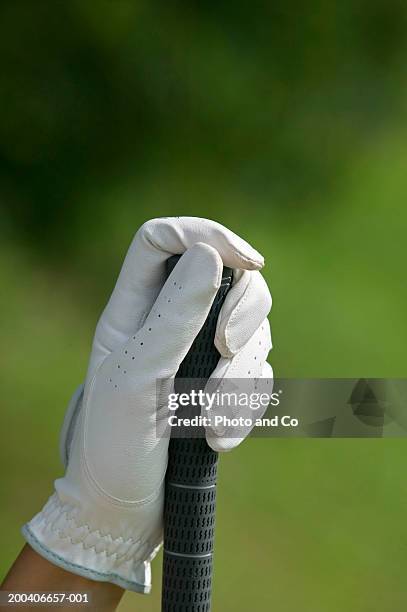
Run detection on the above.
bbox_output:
[82,446,166,507]
[231,246,263,268]
[39,495,159,564]
[23,528,151,592]
[81,369,165,506]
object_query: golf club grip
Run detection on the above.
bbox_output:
[161,254,233,612]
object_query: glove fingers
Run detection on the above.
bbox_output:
[137,217,264,271]
[88,217,264,378]
[119,242,223,380]
[205,318,273,452]
[216,317,272,379]
[215,270,272,358]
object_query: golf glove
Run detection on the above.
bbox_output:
[23,217,272,593]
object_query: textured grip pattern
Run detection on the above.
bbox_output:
[162,255,232,612]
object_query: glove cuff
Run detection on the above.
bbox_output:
[22,493,162,593]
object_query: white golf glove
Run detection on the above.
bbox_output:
[23,217,272,593]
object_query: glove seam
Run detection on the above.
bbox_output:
[230,246,263,267]
[33,495,161,563]
[83,448,165,507]
[22,526,152,593]
[81,366,166,507]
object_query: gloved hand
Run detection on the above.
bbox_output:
[22,217,272,593]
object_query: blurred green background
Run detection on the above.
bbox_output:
[1,2,406,610]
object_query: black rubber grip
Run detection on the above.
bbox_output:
[161,254,233,612]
